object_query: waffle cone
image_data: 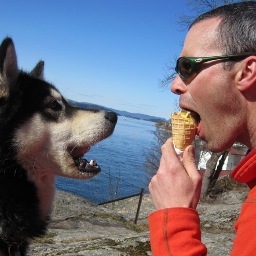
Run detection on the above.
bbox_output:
[171,111,197,151]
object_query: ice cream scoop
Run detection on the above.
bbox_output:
[171,110,197,151]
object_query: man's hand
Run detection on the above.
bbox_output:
[149,138,202,210]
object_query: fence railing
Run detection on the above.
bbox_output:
[99,188,144,224]
[56,171,148,224]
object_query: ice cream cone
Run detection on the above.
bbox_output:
[171,110,197,151]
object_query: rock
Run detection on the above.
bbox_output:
[29,191,151,256]
[29,181,248,255]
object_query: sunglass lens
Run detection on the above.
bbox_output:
[178,58,193,78]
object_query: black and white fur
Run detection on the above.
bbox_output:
[0,38,117,255]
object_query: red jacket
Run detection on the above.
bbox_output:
[148,148,256,256]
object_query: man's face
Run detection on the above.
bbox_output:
[171,18,246,152]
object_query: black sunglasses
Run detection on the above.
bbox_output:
[175,53,256,81]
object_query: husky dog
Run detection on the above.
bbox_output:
[0,38,117,255]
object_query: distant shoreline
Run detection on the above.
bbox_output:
[68,99,167,123]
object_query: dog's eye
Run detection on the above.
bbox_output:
[48,99,61,111]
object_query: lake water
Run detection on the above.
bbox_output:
[56,116,157,204]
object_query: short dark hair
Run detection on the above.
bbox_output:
[190,1,256,55]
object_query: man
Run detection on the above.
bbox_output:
[148,1,256,255]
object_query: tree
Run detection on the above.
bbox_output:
[201,151,229,198]
[144,121,171,178]
[179,0,238,29]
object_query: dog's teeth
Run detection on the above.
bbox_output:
[79,171,93,176]
[89,160,97,166]
[73,156,101,176]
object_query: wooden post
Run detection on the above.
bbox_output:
[134,188,144,224]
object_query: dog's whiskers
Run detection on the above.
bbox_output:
[69,145,78,154]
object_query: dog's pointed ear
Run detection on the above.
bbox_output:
[30,60,44,80]
[0,37,19,99]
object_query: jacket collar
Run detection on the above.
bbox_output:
[231,147,256,184]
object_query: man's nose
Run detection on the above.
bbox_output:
[171,76,188,95]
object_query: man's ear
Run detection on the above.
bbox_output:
[236,56,256,92]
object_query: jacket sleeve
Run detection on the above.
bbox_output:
[148,208,207,256]
[231,186,256,256]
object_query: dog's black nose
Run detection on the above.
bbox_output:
[105,111,118,124]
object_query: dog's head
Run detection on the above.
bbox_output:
[0,38,117,180]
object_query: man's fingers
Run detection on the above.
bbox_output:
[159,138,182,173]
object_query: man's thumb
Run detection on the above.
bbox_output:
[183,145,199,178]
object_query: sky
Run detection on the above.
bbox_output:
[1,0,192,119]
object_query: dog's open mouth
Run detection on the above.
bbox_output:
[68,146,101,177]
[73,157,101,176]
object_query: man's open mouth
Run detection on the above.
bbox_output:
[67,146,101,177]
[190,111,201,124]
[182,108,201,124]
